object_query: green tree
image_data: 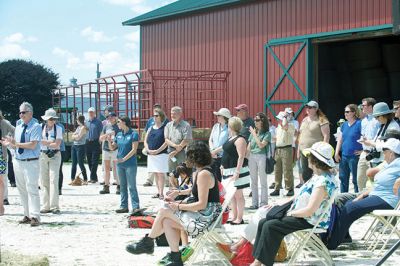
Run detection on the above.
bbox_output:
[0,59,59,122]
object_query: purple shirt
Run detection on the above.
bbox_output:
[340,119,362,156]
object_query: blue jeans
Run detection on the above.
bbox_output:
[71,145,87,181]
[327,195,392,249]
[117,163,139,209]
[339,155,359,193]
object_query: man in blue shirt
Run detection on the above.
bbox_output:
[3,102,41,226]
[86,107,103,183]
[357,98,380,191]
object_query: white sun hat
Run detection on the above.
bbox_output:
[382,138,400,155]
[41,108,59,120]
[302,141,336,168]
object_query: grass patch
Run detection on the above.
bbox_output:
[0,250,49,266]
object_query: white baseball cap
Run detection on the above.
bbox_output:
[306,100,319,109]
[382,138,400,155]
[88,107,96,113]
[213,108,232,119]
[276,111,286,121]
[285,107,294,113]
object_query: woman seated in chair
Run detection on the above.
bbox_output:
[327,138,400,250]
[125,141,222,266]
[250,141,339,266]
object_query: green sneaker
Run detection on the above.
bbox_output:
[180,246,194,262]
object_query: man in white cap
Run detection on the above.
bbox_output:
[270,111,295,196]
[39,108,63,214]
[2,102,41,226]
[209,107,231,181]
[86,107,103,183]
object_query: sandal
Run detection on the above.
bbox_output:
[151,193,160,199]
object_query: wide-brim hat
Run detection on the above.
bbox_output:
[372,102,393,117]
[41,108,58,120]
[302,141,336,168]
[213,108,232,119]
[382,138,400,155]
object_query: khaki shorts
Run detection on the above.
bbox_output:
[102,150,117,161]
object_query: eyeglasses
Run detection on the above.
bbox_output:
[154,114,160,117]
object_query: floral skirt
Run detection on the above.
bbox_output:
[176,202,222,238]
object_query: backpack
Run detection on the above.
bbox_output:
[128,215,155,229]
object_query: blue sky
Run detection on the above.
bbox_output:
[0,0,174,86]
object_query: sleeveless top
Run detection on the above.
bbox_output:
[191,167,220,203]
[147,125,168,153]
[221,135,248,169]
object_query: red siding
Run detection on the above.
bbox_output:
[140,0,392,121]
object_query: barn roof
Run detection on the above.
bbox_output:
[122,0,246,26]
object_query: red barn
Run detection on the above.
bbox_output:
[123,0,400,127]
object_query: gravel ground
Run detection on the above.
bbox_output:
[1,163,399,265]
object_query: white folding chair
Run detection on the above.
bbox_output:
[186,182,237,266]
[362,201,400,250]
[367,208,400,253]
[287,190,338,266]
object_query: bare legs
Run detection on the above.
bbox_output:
[230,189,244,223]
[154,173,165,198]
[103,160,111,186]
[148,208,184,252]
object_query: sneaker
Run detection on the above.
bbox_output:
[126,234,155,254]
[52,209,61,214]
[40,209,52,214]
[286,190,294,196]
[88,180,97,184]
[100,182,105,185]
[143,181,153,187]
[180,246,194,262]
[270,190,280,196]
[115,208,129,213]
[158,252,172,265]
[269,182,276,189]
[248,205,258,210]
[30,217,40,227]
[99,185,110,194]
[3,199,10,205]
[19,216,31,224]
[165,251,183,266]
[116,185,120,195]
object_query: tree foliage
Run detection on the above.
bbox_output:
[0,59,59,122]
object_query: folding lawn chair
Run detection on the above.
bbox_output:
[368,208,400,253]
[287,190,338,266]
[186,181,237,266]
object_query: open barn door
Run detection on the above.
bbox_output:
[265,39,312,121]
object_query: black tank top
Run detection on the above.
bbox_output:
[221,135,248,169]
[191,167,220,203]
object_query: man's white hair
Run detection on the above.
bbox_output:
[20,102,33,113]
[171,106,182,113]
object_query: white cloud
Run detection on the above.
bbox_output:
[103,0,176,15]
[5,33,37,43]
[123,30,140,51]
[103,0,144,5]
[80,27,115,43]
[0,43,30,60]
[52,47,73,57]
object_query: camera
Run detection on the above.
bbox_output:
[366,149,381,161]
[45,150,57,158]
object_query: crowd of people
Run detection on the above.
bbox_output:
[1,97,400,266]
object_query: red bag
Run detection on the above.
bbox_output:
[218,182,229,224]
[128,215,155,229]
[230,242,255,266]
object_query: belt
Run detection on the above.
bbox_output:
[276,145,292,149]
[16,157,39,161]
[41,150,60,153]
[363,150,371,153]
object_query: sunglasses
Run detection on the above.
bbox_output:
[154,114,160,117]
[19,111,29,115]
[344,110,352,113]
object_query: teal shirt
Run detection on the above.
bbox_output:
[115,128,139,167]
[249,131,271,154]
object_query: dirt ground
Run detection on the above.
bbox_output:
[1,164,399,265]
